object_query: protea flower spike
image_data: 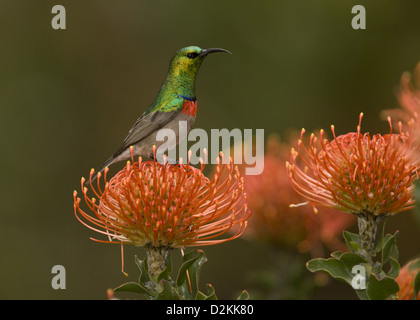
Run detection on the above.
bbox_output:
[73,147,251,278]
[286,113,418,258]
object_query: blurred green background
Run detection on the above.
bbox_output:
[1,0,420,299]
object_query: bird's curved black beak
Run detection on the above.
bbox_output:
[199,48,232,57]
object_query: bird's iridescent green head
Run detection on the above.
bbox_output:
[168,46,231,80]
[149,46,231,109]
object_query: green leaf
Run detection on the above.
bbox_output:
[176,250,208,300]
[385,257,400,279]
[331,251,343,259]
[196,292,207,300]
[135,255,150,285]
[355,289,369,300]
[204,284,218,300]
[307,257,353,285]
[408,257,420,271]
[196,284,218,300]
[413,270,420,300]
[165,252,173,274]
[366,274,399,300]
[157,255,173,283]
[114,281,151,295]
[237,290,250,300]
[375,230,391,253]
[336,252,367,270]
[135,252,173,285]
[156,279,181,300]
[343,231,361,253]
[157,267,171,282]
[382,231,399,265]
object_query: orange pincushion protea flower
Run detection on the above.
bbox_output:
[234,134,355,255]
[382,62,420,159]
[396,258,420,300]
[286,113,417,218]
[383,62,420,128]
[73,151,251,250]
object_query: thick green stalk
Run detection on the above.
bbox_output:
[356,210,382,263]
[147,246,170,283]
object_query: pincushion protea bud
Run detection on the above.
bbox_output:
[396,258,420,300]
[286,113,418,258]
[73,151,251,251]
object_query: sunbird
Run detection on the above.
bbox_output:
[88,46,231,183]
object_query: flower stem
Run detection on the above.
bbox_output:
[146,245,170,283]
[356,210,381,263]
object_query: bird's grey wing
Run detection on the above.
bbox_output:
[112,109,181,157]
[87,110,179,186]
[86,98,185,185]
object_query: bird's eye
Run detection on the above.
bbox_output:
[187,52,198,59]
